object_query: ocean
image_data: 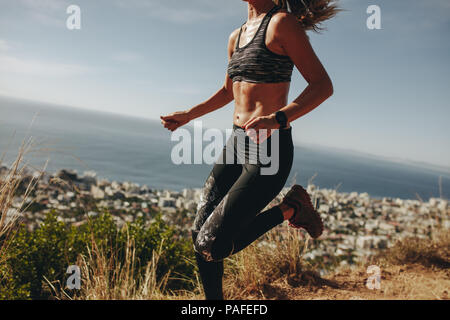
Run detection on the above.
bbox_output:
[1,95,449,200]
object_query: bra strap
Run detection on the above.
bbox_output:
[235,23,245,50]
[236,5,280,50]
[257,5,280,41]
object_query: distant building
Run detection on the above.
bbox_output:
[159,197,176,208]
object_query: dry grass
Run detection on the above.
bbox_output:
[75,237,169,300]
[47,223,312,300]
[374,230,450,269]
[223,226,312,299]
[47,233,201,300]
[0,137,45,264]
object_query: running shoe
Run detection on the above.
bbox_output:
[281,185,324,238]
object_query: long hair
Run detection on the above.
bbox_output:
[272,0,341,32]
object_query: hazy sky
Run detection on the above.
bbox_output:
[0,0,449,168]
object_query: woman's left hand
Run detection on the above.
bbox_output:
[243,114,279,144]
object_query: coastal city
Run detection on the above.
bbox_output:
[4,167,449,269]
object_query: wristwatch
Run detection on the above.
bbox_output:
[274,111,288,129]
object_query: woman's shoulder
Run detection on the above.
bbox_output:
[229,27,241,41]
[268,10,309,42]
[271,9,299,28]
[228,27,241,46]
[270,9,308,36]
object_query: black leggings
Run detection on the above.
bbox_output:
[192,124,294,299]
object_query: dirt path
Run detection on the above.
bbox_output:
[240,264,449,300]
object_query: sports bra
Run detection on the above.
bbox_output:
[227,5,294,84]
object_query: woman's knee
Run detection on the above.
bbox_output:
[192,230,234,262]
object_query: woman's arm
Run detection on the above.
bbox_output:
[185,74,234,120]
[244,13,333,132]
[161,29,239,132]
[276,13,333,123]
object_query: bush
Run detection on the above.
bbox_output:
[0,211,195,300]
[374,230,450,269]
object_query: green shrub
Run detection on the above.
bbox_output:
[0,211,195,300]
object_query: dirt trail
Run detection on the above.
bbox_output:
[240,264,449,300]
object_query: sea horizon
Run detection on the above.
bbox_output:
[1,94,449,201]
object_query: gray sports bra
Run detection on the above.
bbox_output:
[227,5,294,84]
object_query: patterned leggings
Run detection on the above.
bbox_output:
[192,124,294,299]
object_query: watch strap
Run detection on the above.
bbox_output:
[275,111,288,129]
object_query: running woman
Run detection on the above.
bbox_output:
[161,0,339,300]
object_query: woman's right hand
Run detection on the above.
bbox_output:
[160,111,192,132]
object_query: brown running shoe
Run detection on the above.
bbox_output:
[281,185,324,239]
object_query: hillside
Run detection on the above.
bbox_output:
[219,230,450,300]
[237,264,449,300]
[1,149,448,300]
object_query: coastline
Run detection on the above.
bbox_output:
[3,166,449,270]
[2,95,450,201]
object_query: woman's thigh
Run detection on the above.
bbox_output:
[223,162,292,238]
[192,153,242,233]
[194,160,292,261]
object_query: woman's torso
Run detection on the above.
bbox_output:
[232,82,290,127]
[228,5,293,127]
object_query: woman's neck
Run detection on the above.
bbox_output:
[247,1,276,21]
